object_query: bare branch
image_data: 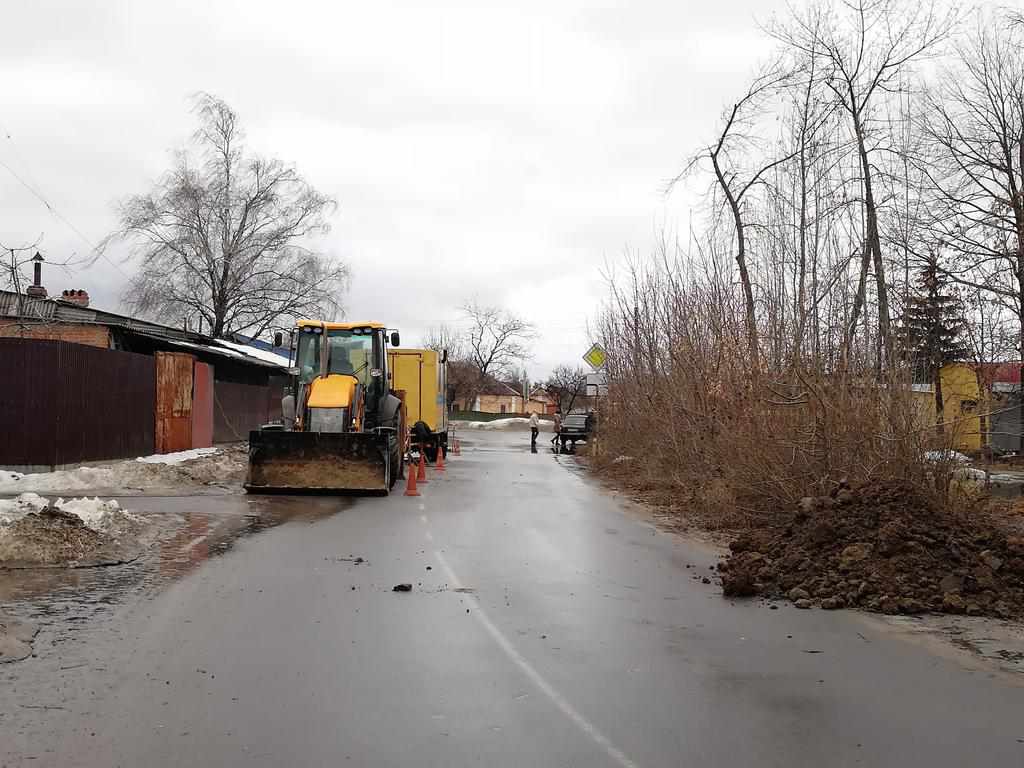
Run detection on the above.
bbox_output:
[107,94,346,338]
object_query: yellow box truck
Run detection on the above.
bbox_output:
[388,348,449,460]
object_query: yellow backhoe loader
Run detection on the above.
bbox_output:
[245,321,404,494]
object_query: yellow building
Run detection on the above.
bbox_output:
[475,391,524,415]
[912,363,983,452]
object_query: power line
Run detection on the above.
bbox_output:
[0,135,130,279]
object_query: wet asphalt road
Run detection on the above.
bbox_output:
[3,430,1024,767]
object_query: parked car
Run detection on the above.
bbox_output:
[556,412,594,454]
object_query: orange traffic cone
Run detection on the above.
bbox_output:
[417,451,429,484]
[403,459,420,496]
[436,446,446,472]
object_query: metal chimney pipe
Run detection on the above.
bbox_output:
[26,252,47,298]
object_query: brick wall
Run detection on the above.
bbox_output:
[0,322,110,349]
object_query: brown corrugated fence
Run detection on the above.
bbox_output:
[213,380,269,442]
[0,339,155,470]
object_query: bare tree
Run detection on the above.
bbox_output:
[422,324,476,408]
[106,94,347,338]
[676,66,798,367]
[2,239,90,332]
[545,364,588,413]
[2,240,41,296]
[772,0,955,366]
[914,15,1024,445]
[962,287,1017,449]
[421,324,466,360]
[444,359,480,411]
[462,301,537,403]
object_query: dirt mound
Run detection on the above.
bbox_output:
[0,506,143,568]
[125,444,247,488]
[719,482,1024,618]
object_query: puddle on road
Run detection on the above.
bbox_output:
[0,495,349,655]
[0,494,351,759]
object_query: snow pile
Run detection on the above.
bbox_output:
[0,445,241,494]
[0,494,138,536]
[924,450,972,464]
[135,447,219,465]
[0,493,49,525]
[0,465,116,494]
[51,497,141,536]
[460,418,534,430]
[0,493,147,568]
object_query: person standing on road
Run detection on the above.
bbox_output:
[551,410,562,450]
[529,412,539,451]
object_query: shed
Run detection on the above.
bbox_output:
[0,288,289,469]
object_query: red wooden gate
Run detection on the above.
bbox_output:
[155,352,194,453]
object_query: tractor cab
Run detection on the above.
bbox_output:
[289,322,400,433]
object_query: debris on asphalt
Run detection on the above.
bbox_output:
[0,614,39,663]
[719,482,1024,618]
[392,583,412,592]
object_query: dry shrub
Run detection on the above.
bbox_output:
[594,258,953,527]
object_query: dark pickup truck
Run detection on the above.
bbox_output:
[556,412,594,453]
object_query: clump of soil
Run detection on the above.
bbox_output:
[719,482,1024,618]
[0,507,143,568]
[0,614,38,663]
[175,443,248,486]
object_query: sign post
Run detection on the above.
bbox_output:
[580,343,607,458]
[582,343,607,371]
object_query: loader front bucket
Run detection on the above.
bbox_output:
[245,430,391,494]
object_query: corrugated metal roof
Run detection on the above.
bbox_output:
[125,330,285,369]
[0,292,56,320]
[1,290,286,371]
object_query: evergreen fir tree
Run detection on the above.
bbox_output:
[897,254,969,427]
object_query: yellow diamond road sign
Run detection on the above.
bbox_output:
[583,343,607,370]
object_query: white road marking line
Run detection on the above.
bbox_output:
[420,515,428,524]
[425,531,434,542]
[434,551,640,768]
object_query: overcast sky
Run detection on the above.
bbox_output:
[2,0,780,378]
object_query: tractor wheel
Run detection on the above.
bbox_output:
[389,440,401,488]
